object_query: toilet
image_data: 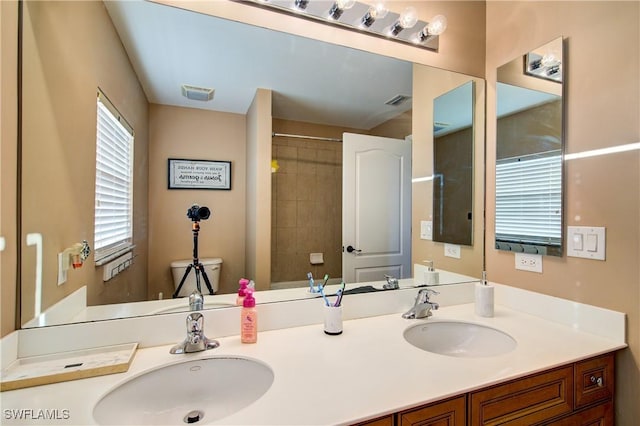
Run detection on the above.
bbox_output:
[171,258,223,297]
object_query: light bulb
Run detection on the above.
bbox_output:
[336,0,355,9]
[389,6,418,36]
[361,1,388,27]
[370,1,388,19]
[541,52,560,67]
[399,7,418,29]
[426,15,447,36]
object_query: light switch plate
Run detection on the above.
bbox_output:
[420,220,433,240]
[567,226,606,260]
[444,243,461,259]
[515,253,543,273]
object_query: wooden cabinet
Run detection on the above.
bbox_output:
[574,353,614,409]
[468,353,614,425]
[469,366,574,425]
[398,396,466,426]
[349,353,615,426]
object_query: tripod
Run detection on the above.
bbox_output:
[172,220,214,298]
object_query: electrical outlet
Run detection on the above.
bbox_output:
[515,253,543,273]
[444,243,461,259]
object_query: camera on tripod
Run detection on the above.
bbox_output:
[187,204,211,222]
[173,203,214,298]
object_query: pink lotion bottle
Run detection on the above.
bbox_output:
[241,289,257,343]
[236,278,249,306]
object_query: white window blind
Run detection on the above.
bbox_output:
[94,91,134,262]
[495,152,562,247]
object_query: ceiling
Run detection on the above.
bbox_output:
[104,0,414,130]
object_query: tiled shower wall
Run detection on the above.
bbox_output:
[271,136,343,284]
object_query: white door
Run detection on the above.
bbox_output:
[342,133,412,283]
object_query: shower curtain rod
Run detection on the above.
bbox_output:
[272,132,342,142]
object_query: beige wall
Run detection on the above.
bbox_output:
[486,2,640,423]
[1,0,18,337]
[148,104,247,297]
[19,1,149,324]
[412,65,485,278]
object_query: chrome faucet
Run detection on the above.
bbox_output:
[383,274,399,290]
[170,312,219,354]
[189,290,204,311]
[402,288,439,319]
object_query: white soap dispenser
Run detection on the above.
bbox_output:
[475,271,494,317]
[423,260,440,286]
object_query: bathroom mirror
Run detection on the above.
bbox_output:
[495,37,564,256]
[433,81,474,246]
[18,0,485,328]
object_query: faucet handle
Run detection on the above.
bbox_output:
[189,291,204,311]
[383,274,399,289]
[416,288,439,302]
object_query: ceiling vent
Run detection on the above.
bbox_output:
[181,84,214,102]
[384,94,412,107]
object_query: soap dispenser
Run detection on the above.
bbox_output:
[423,260,439,285]
[241,288,257,343]
[236,278,249,306]
[475,271,494,317]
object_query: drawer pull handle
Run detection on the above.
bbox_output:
[590,376,603,387]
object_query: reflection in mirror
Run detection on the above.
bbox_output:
[433,81,474,245]
[495,37,564,256]
[19,0,485,328]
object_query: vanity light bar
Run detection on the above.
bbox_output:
[238,0,444,51]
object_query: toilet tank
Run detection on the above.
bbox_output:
[171,258,223,297]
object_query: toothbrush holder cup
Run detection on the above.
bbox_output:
[323,305,343,335]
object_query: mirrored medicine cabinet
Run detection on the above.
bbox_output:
[495,37,565,256]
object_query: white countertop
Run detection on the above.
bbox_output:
[0,296,626,425]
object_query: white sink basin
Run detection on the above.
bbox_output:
[404,321,517,358]
[93,357,273,425]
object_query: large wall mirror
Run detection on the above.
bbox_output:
[19,0,485,328]
[495,37,564,256]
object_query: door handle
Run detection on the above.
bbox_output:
[345,245,362,254]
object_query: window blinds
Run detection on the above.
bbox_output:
[495,152,562,246]
[94,92,134,262]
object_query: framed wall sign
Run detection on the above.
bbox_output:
[168,158,231,190]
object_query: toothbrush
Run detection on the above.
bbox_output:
[307,272,315,291]
[334,282,346,307]
[319,287,331,307]
[321,274,329,288]
[333,289,343,307]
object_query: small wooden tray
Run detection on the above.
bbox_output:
[1,342,138,391]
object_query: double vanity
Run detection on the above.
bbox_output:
[0,280,626,425]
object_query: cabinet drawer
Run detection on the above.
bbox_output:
[469,366,574,425]
[543,401,613,426]
[398,395,466,426]
[574,354,614,409]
